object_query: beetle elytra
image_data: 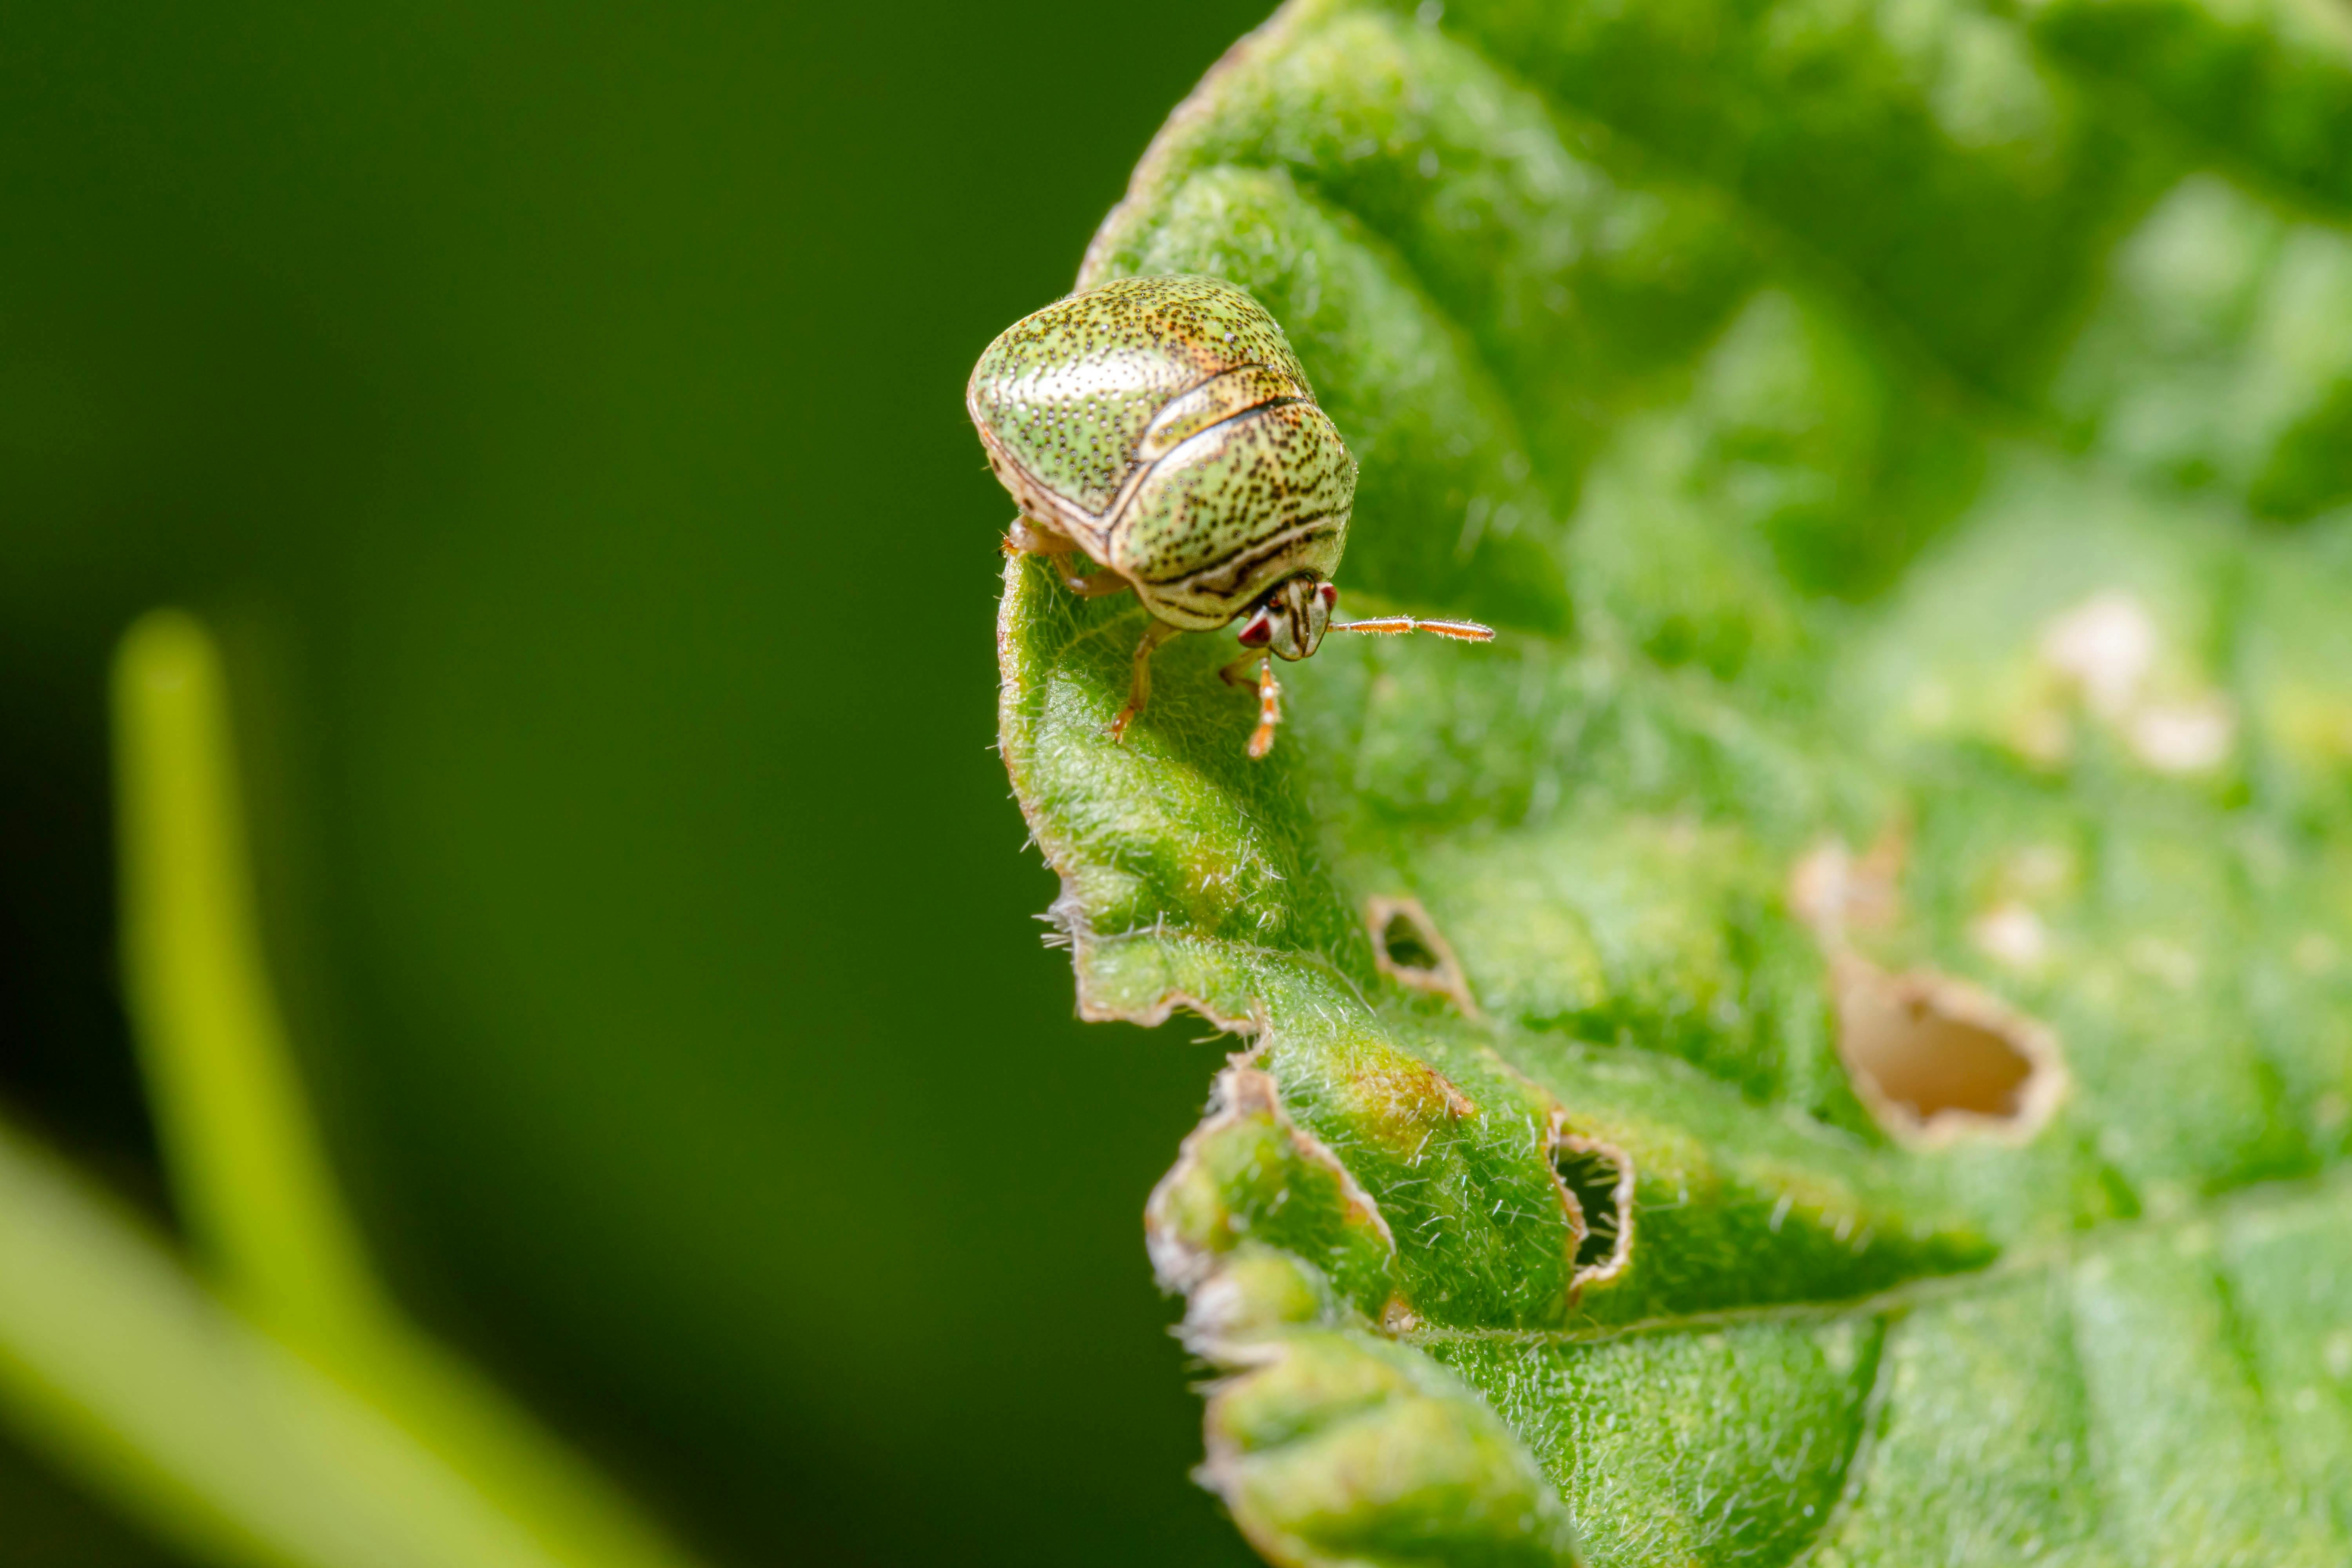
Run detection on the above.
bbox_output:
[967,275,1492,757]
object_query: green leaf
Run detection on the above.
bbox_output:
[998,0,2352,1561]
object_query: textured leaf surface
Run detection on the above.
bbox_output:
[996,0,2352,1562]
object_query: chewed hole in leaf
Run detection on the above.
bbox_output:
[1558,1151,1623,1270]
[1831,955,2067,1147]
[1547,1121,1634,1289]
[1381,916,1439,971]
[1367,896,1478,1015]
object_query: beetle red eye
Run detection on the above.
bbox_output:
[1319,583,1339,609]
[1238,611,1273,648]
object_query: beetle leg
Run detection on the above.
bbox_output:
[1003,516,1132,598]
[1054,560,1132,599]
[1247,658,1283,759]
[1218,653,1285,755]
[1109,620,1182,743]
[1004,515,1072,557]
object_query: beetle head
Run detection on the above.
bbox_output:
[1236,574,1338,662]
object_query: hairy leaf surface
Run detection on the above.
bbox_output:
[997,0,2352,1562]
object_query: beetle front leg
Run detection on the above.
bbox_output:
[1003,517,1132,599]
[1054,560,1132,598]
[1109,620,1183,743]
[1003,515,1072,558]
[1219,653,1284,757]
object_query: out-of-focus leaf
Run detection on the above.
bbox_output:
[998,0,2352,1561]
[0,612,700,1568]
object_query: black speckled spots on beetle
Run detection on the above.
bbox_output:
[1112,401,1354,618]
[966,276,1317,524]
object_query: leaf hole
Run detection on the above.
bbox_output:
[1832,956,2066,1146]
[1381,916,1440,971]
[1546,1120,1634,1289]
[1367,896,1478,1015]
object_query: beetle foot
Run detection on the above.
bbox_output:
[1246,660,1283,759]
[1059,565,1131,599]
[1110,620,1179,744]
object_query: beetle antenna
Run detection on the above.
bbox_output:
[1330,614,1496,642]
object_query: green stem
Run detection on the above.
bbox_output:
[113,611,386,1348]
[0,608,702,1568]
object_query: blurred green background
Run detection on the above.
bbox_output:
[0,3,1281,1563]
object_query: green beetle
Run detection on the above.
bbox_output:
[967,275,1492,757]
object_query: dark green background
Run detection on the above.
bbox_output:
[0,4,1277,1563]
